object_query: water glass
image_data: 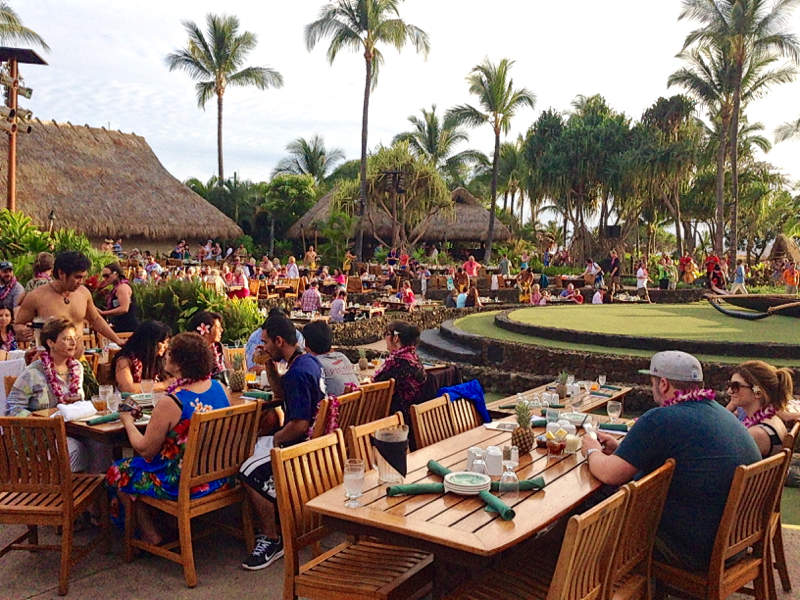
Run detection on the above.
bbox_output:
[566,374,575,386]
[343,458,365,508]
[607,400,623,423]
[141,379,155,396]
[546,407,560,423]
[502,445,519,470]
[471,458,487,475]
[498,468,520,502]
[91,394,107,414]
[598,374,607,386]
[109,392,122,414]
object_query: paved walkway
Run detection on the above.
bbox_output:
[2,519,799,599]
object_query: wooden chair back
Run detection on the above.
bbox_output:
[612,459,675,587]
[449,398,481,435]
[4,375,16,397]
[346,276,363,294]
[309,397,330,439]
[410,394,454,449]
[271,430,346,567]
[285,278,300,298]
[784,421,799,452]
[82,331,98,349]
[248,279,260,296]
[708,450,788,583]
[0,416,70,496]
[178,402,261,505]
[333,389,363,433]
[357,379,395,425]
[346,412,405,465]
[546,488,628,600]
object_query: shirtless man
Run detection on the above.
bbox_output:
[14,251,123,353]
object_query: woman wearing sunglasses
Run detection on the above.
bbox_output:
[726,360,792,458]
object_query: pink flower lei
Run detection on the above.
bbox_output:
[743,404,778,428]
[661,387,716,408]
[40,350,81,404]
[166,376,210,395]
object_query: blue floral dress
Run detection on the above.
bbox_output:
[106,380,232,501]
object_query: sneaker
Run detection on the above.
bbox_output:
[241,534,284,570]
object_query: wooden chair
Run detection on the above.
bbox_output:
[449,398,481,435]
[284,278,300,300]
[409,394,454,449]
[345,412,405,465]
[0,416,110,595]
[444,487,629,600]
[653,450,789,600]
[609,459,675,600]
[333,389,363,433]
[271,430,434,600]
[346,276,364,294]
[4,375,16,397]
[248,278,260,297]
[770,421,799,596]
[124,402,261,587]
[357,379,395,425]
[309,397,331,439]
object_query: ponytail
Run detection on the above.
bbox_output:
[775,368,794,410]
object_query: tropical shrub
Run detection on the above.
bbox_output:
[0,209,50,257]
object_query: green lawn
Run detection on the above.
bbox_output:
[782,487,800,526]
[454,310,800,366]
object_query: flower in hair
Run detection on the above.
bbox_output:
[196,322,211,336]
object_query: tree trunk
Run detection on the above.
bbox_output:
[502,192,508,213]
[356,54,372,262]
[729,76,742,265]
[714,119,728,256]
[217,93,224,183]
[484,128,501,263]
[673,185,684,257]
[269,215,275,256]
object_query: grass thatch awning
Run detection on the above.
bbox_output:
[0,120,242,241]
[768,234,800,263]
[287,186,511,243]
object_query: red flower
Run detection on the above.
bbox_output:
[190,483,210,495]
[161,438,180,460]
[106,465,120,484]
[119,472,130,488]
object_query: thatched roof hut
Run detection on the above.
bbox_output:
[287,186,511,243]
[768,233,800,263]
[0,120,242,245]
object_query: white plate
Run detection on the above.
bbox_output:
[484,421,516,432]
[560,412,590,427]
[444,472,491,489]
[444,481,491,495]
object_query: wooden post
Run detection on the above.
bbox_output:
[6,58,17,212]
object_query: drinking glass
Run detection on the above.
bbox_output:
[109,392,121,414]
[598,374,607,386]
[141,379,155,396]
[566,374,575,386]
[498,468,519,502]
[471,458,487,475]
[343,458,365,508]
[502,445,519,470]
[546,408,560,423]
[91,394,106,414]
[98,385,113,414]
[607,401,622,423]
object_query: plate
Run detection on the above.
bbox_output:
[444,482,490,495]
[444,472,491,489]
[560,412,590,427]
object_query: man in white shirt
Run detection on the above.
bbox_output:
[636,261,651,303]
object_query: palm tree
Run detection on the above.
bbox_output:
[0,2,48,49]
[392,104,484,185]
[273,135,345,184]
[679,0,800,260]
[774,116,800,141]
[448,58,535,262]
[184,175,219,199]
[305,0,430,260]
[166,14,283,183]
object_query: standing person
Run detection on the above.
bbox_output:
[300,280,322,313]
[782,262,799,294]
[429,244,439,265]
[666,257,678,290]
[709,263,726,293]
[398,248,410,271]
[636,260,651,303]
[14,251,123,351]
[582,258,603,288]
[704,252,720,281]
[581,351,760,572]
[730,259,748,295]
[454,267,470,293]
[303,320,358,396]
[342,249,356,275]
[0,260,25,312]
[97,262,138,333]
[0,306,16,351]
[657,257,669,290]
[25,252,55,292]
[112,320,172,393]
[303,245,317,269]
[416,265,431,298]
[462,255,481,283]
[239,315,324,570]
[400,280,416,312]
[519,251,530,271]
[373,321,426,421]
[329,289,347,323]
[608,250,621,300]
[497,253,511,278]
[285,256,300,280]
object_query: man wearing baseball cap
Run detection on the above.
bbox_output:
[0,261,25,311]
[582,350,760,571]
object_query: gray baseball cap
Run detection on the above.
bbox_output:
[0,261,12,270]
[638,351,703,382]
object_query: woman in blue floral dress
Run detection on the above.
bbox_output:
[106,332,230,544]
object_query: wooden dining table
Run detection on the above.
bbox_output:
[485,382,632,417]
[306,414,628,573]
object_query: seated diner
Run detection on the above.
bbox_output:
[113,320,172,393]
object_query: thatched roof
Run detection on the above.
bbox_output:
[768,233,800,263]
[287,186,511,243]
[0,120,242,240]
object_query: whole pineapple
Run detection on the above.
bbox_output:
[511,400,534,454]
[229,352,246,392]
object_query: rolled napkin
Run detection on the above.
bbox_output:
[87,412,120,425]
[590,391,614,398]
[598,422,628,433]
[498,403,517,410]
[427,460,452,478]
[54,400,97,422]
[242,389,272,400]
[490,477,544,492]
[530,417,547,427]
[386,482,445,497]
[479,490,515,520]
[601,384,623,391]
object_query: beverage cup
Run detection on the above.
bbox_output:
[373,425,408,484]
[485,446,503,478]
[565,434,581,454]
[141,379,155,396]
[466,447,483,472]
[91,395,107,413]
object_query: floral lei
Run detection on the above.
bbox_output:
[0,325,15,351]
[743,404,778,428]
[662,387,716,408]
[307,382,360,439]
[0,275,17,302]
[40,350,81,404]
[166,376,210,395]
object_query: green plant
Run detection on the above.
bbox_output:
[219,297,263,344]
[0,209,49,257]
[50,229,92,255]
[558,371,569,384]
[373,245,389,263]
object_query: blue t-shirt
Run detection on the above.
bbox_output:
[615,400,760,571]
[282,353,324,433]
[456,293,467,308]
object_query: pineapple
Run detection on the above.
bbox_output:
[556,371,569,400]
[229,352,246,392]
[358,347,369,371]
[511,400,535,455]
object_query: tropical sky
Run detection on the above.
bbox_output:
[20,0,800,186]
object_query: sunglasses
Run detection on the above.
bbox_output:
[726,381,753,393]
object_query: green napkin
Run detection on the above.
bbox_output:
[120,392,132,399]
[87,412,119,425]
[490,477,544,492]
[590,391,614,398]
[498,403,517,410]
[242,390,272,400]
[427,460,452,478]
[598,422,628,432]
[601,384,622,391]
[479,490,515,520]
[386,483,445,496]
[531,417,546,427]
